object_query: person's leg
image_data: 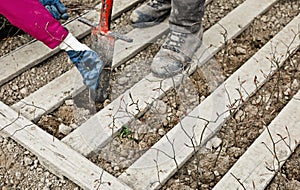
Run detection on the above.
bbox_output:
[151,0,205,78]
[169,0,205,33]
[130,0,171,28]
[0,0,68,48]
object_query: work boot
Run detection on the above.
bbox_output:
[151,29,203,78]
[130,0,171,28]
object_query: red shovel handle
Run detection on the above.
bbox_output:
[99,0,113,33]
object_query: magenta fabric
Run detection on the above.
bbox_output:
[0,0,68,48]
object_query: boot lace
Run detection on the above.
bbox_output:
[147,0,168,9]
[162,31,187,53]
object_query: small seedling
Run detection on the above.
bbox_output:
[119,125,132,140]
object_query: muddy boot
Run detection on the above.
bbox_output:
[130,0,171,28]
[151,29,203,78]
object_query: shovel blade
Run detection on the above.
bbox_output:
[90,33,115,103]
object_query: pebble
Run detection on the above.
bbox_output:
[31,68,36,73]
[20,87,28,95]
[200,95,206,102]
[234,109,245,121]
[158,128,166,136]
[15,171,23,180]
[7,142,15,151]
[11,85,19,91]
[283,88,291,96]
[44,171,50,178]
[65,99,74,106]
[133,132,139,140]
[151,100,167,114]
[292,79,299,89]
[205,136,222,150]
[70,123,79,129]
[113,166,120,171]
[213,170,220,176]
[59,123,73,135]
[24,156,33,166]
[236,46,247,55]
[119,157,126,162]
[118,77,129,85]
[34,160,39,168]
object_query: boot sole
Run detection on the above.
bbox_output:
[131,13,169,28]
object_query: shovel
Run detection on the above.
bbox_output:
[79,0,132,103]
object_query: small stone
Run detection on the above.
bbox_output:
[261,15,268,22]
[20,87,28,95]
[45,179,52,187]
[149,128,157,133]
[214,170,220,176]
[44,171,50,177]
[70,123,79,129]
[65,99,74,106]
[206,136,222,150]
[133,132,139,140]
[158,128,166,136]
[118,77,129,85]
[15,171,23,180]
[113,166,120,171]
[1,186,9,190]
[3,138,8,145]
[292,79,299,89]
[59,123,73,135]
[236,47,247,55]
[162,119,169,127]
[200,95,206,102]
[37,167,43,173]
[235,109,245,121]
[24,156,33,166]
[151,100,167,114]
[103,99,111,107]
[111,162,118,167]
[34,159,39,168]
[40,177,45,183]
[283,88,292,96]
[7,142,15,151]
[11,85,19,91]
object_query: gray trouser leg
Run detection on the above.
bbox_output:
[169,0,205,33]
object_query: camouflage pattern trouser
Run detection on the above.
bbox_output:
[169,0,206,33]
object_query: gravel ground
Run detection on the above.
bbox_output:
[0,0,299,189]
